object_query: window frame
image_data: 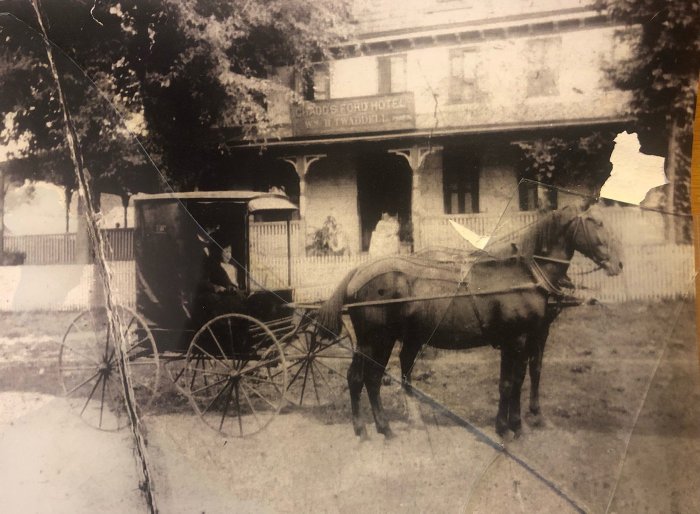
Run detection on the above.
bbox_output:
[525,36,561,98]
[448,47,479,104]
[377,54,407,94]
[442,149,480,215]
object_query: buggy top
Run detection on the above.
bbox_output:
[132,191,298,339]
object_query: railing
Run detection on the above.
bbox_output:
[3,229,134,264]
[0,244,693,310]
[418,206,677,250]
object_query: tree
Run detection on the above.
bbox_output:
[600,0,699,241]
[1,0,352,192]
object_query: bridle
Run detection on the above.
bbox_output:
[530,209,612,295]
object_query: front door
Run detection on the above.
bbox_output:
[357,152,412,252]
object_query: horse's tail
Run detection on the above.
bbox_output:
[316,268,357,339]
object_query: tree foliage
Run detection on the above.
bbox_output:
[0,0,352,193]
[516,131,617,190]
[600,0,699,234]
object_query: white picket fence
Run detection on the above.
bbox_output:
[0,243,693,311]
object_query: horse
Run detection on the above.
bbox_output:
[317,203,623,439]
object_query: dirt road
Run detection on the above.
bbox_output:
[1,300,699,513]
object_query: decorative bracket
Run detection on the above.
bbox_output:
[281,154,327,180]
[388,145,442,172]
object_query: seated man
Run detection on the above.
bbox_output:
[191,235,246,328]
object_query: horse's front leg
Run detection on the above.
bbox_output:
[527,324,550,427]
[496,334,528,437]
[508,342,529,437]
[347,352,367,439]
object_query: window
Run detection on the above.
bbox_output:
[443,150,479,214]
[525,37,561,97]
[291,65,330,101]
[449,48,479,103]
[377,54,407,94]
[312,65,331,100]
[518,181,558,211]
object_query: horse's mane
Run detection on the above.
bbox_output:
[515,208,567,258]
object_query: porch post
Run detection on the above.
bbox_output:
[388,145,442,250]
[280,154,326,218]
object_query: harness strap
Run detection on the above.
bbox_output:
[343,284,540,309]
[462,279,486,336]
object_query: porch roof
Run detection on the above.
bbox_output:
[225,115,632,151]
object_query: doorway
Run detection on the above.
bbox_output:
[357,152,412,252]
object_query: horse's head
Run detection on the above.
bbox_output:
[567,204,623,276]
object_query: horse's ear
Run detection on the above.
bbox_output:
[556,204,579,226]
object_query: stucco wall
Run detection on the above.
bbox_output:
[416,152,444,216]
[479,147,519,215]
[304,155,361,253]
[270,23,632,133]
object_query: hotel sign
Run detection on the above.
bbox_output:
[290,92,415,137]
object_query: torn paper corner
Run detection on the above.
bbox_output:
[600,131,668,205]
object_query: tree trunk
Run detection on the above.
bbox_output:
[64,186,72,233]
[121,193,129,228]
[664,121,691,243]
[75,195,92,265]
[0,163,5,262]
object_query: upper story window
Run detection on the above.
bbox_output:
[443,149,480,214]
[377,54,407,94]
[449,48,479,104]
[525,37,561,98]
[312,65,331,100]
[291,65,330,101]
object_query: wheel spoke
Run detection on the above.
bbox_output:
[192,342,232,369]
[61,342,101,366]
[191,377,229,396]
[79,373,104,416]
[99,372,107,428]
[239,356,284,376]
[312,361,336,396]
[61,365,102,372]
[299,360,311,404]
[240,383,262,430]
[234,383,243,436]
[65,370,101,397]
[185,366,230,378]
[206,324,230,362]
[309,360,321,405]
[219,380,235,432]
[245,382,279,410]
[313,357,345,376]
[202,379,232,415]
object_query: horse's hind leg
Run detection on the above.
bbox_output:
[363,333,396,438]
[347,351,368,439]
[527,324,550,427]
[399,335,423,393]
[399,334,424,425]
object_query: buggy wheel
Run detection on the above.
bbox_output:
[174,313,287,437]
[59,305,160,431]
[283,312,353,406]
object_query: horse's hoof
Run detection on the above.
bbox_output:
[381,427,396,440]
[354,425,368,440]
[512,427,524,439]
[526,412,546,428]
[495,420,509,438]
